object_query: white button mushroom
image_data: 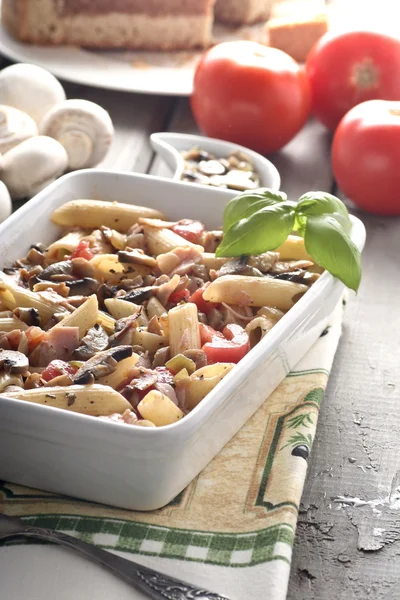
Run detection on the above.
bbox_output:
[0,180,12,223]
[40,99,114,170]
[0,63,66,126]
[0,136,68,200]
[0,105,38,154]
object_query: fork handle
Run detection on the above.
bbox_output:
[1,527,230,600]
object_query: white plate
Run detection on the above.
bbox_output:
[0,2,265,96]
[0,169,366,510]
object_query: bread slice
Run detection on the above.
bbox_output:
[214,0,275,25]
[2,0,217,50]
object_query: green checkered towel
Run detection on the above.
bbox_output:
[0,300,345,600]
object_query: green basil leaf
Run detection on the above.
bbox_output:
[304,215,362,292]
[217,202,295,258]
[293,213,307,236]
[297,192,349,218]
[223,188,288,232]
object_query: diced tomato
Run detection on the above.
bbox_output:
[190,283,218,315]
[199,323,223,346]
[172,220,205,243]
[154,366,175,386]
[41,360,78,382]
[202,323,250,364]
[169,288,190,304]
[25,326,46,353]
[70,240,94,261]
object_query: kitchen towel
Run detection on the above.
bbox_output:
[0,299,345,600]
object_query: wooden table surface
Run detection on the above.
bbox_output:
[3,57,400,599]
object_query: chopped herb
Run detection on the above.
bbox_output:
[66,392,77,407]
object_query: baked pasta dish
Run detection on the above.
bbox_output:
[0,199,320,427]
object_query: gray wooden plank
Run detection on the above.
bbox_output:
[287,209,400,600]
[149,99,334,199]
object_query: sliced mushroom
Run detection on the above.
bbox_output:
[13,307,41,327]
[73,324,110,361]
[33,281,71,298]
[272,270,315,284]
[71,258,96,279]
[270,259,314,274]
[182,349,208,371]
[40,99,114,170]
[73,345,133,384]
[0,136,68,199]
[100,227,127,251]
[218,257,263,278]
[0,349,29,373]
[0,63,66,126]
[25,247,46,266]
[39,261,73,281]
[249,252,280,272]
[118,248,157,268]
[67,278,99,296]
[0,105,38,154]
[124,286,155,304]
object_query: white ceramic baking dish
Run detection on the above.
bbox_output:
[0,170,366,511]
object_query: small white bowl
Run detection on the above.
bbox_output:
[150,132,281,192]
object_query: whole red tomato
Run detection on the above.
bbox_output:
[191,41,311,154]
[306,30,400,131]
[332,100,400,216]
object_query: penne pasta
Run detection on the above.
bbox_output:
[0,280,60,323]
[90,253,151,283]
[4,384,132,416]
[276,235,313,261]
[168,302,201,357]
[144,226,204,255]
[201,253,230,270]
[202,276,308,311]
[257,306,285,320]
[1,195,321,426]
[51,199,165,232]
[132,328,168,354]
[53,294,98,338]
[97,310,116,334]
[146,297,167,319]
[137,390,184,426]
[98,354,139,389]
[45,230,86,260]
[186,363,235,410]
[105,299,148,327]
[0,317,28,333]
[105,298,141,320]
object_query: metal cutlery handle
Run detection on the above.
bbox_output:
[0,516,230,600]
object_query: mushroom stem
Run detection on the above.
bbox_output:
[40,99,114,170]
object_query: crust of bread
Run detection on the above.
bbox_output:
[214,0,274,25]
[2,0,216,50]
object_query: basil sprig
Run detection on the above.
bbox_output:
[216,189,362,292]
